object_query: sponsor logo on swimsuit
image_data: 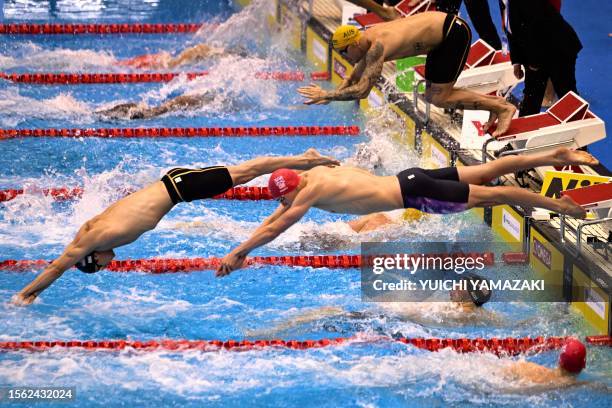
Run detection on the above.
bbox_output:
[407,174,415,180]
[532,237,552,270]
[175,177,182,183]
[585,287,606,319]
[274,176,288,193]
[501,208,521,241]
[333,58,347,79]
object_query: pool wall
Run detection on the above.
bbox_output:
[235,0,611,336]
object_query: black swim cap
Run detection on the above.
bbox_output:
[462,272,492,306]
[75,252,100,274]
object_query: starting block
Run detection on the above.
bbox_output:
[412,39,522,123]
[482,92,606,163]
[353,0,435,28]
[559,182,612,254]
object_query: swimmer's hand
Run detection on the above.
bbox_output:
[11,292,37,306]
[297,84,331,105]
[303,148,340,168]
[216,252,247,277]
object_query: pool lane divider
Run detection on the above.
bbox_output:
[0,23,209,35]
[0,252,536,273]
[0,336,609,354]
[0,71,330,84]
[0,186,272,203]
[0,125,360,140]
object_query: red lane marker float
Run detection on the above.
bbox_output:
[0,71,308,84]
[0,255,364,273]
[0,252,535,273]
[0,336,602,354]
[0,23,207,35]
[0,126,360,140]
[0,186,272,203]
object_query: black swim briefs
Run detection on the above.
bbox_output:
[396,167,469,214]
[425,13,472,84]
[161,166,233,204]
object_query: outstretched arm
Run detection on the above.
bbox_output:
[298,42,385,104]
[12,230,99,305]
[216,189,317,276]
[227,148,339,185]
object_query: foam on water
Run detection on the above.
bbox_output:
[0,87,94,127]
[0,345,594,405]
[0,42,118,71]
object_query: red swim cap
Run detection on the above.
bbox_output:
[559,339,586,374]
[268,169,300,199]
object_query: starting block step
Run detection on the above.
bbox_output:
[561,182,612,209]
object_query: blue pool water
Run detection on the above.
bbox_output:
[0,1,610,407]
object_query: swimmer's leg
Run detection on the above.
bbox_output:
[227,148,339,186]
[456,148,599,185]
[425,82,516,137]
[467,184,586,218]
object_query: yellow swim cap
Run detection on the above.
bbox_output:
[332,25,362,50]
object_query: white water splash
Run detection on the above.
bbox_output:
[0,88,94,127]
[0,42,118,71]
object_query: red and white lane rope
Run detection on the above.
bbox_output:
[0,23,208,35]
[0,186,272,203]
[0,71,331,84]
[0,125,360,140]
[0,335,609,354]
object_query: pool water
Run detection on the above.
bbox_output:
[0,1,610,407]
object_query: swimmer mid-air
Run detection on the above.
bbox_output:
[297,11,517,137]
[12,149,339,306]
[217,148,598,275]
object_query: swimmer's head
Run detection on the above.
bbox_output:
[332,25,362,50]
[559,338,586,374]
[75,250,115,274]
[450,272,492,306]
[332,26,365,63]
[268,169,301,204]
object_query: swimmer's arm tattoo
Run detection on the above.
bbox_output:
[325,42,385,101]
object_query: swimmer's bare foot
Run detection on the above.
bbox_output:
[303,148,340,167]
[491,103,516,138]
[552,147,599,167]
[558,195,587,218]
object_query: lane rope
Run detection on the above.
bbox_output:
[0,23,208,35]
[0,252,536,273]
[0,186,272,203]
[0,335,608,354]
[0,71,330,84]
[0,125,360,140]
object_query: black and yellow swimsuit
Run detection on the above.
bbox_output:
[425,13,472,84]
[161,166,233,204]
